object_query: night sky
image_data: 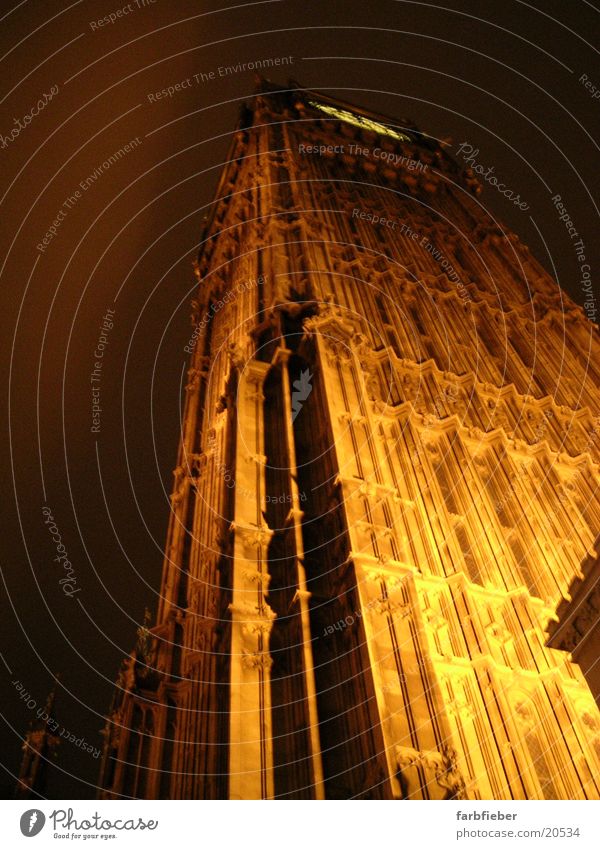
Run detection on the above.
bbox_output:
[1,0,599,799]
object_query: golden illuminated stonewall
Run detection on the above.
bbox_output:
[99,81,600,800]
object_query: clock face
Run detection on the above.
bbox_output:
[307,100,411,142]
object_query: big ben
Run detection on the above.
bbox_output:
[98,79,600,801]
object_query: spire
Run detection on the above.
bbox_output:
[15,677,61,798]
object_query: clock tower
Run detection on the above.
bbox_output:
[99,80,600,800]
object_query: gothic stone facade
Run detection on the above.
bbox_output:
[547,549,600,703]
[99,82,600,800]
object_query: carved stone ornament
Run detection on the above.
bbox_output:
[232,523,274,553]
[242,614,276,639]
[487,622,513,645]
[242,568,272,589]
[323,336,354,366]
[395,745,422,769]
[242,650,274,671]
[186,368,201,392]
[423,607,447,632]
[370,595,410,618]
[568,426,590,454]
[422,436,442,457]
[354,332,377,362]
[515,701,535,728]
[395,745,468,799]
[446,693,475,719]
[230,599,275,623]
[366,373,384,405]
[400,370,420,398]
[447,389,468,417]
[434,745,468,799]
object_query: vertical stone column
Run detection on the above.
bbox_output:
[275,346,326,798]
[228,359,276,799]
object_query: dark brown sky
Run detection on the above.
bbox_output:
[1,0,599,798]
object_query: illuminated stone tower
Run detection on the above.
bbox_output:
[99,80,600,800]
[16,685,60,798]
